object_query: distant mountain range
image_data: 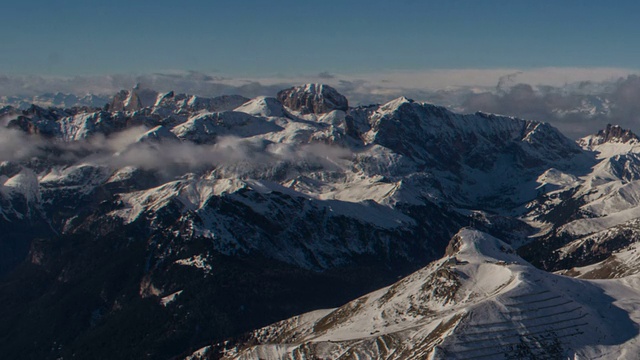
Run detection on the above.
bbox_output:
[0,92,111,109]
[1,84,640,359]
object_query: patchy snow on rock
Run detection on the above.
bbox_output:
[185,345,213,360]
[174,254,212,273]
[160,290,184,307]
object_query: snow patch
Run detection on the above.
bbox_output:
[175,254,212,273]
[160,290,183,307]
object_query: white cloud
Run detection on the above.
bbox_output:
[2,67,637,98]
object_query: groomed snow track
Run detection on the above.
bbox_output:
[437,290,589,359]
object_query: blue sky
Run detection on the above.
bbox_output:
[2,0,639,77]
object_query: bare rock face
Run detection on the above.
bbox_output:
[276,84,348,114]
[110,84,158,112]
[583,124,640,147]
[599,124,639,143]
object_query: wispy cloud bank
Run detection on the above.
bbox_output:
[455,75,640,138]
[0,125,352,179]
[2,67,635,97]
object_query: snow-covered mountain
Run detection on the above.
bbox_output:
[2,84,640,359]
[206,229,640,360]
[519,124,640,275]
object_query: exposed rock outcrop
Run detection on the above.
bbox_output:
[277,84,348,114]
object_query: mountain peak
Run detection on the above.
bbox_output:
[110,86,158,112]
[580,124,640,149]
[276,83,348,114]
[379,96,414,112]
[219,228,639,359]
[234,96,285,117]
[597,124,639,143]
[445,228,523,264]
[135,125,179,144]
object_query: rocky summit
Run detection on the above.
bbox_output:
[277,84,348,114]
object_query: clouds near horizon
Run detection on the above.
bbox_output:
[3,68,640,138]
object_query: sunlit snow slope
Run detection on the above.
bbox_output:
[206,229,640,360]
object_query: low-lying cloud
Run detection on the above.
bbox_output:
[0,126,352,179]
